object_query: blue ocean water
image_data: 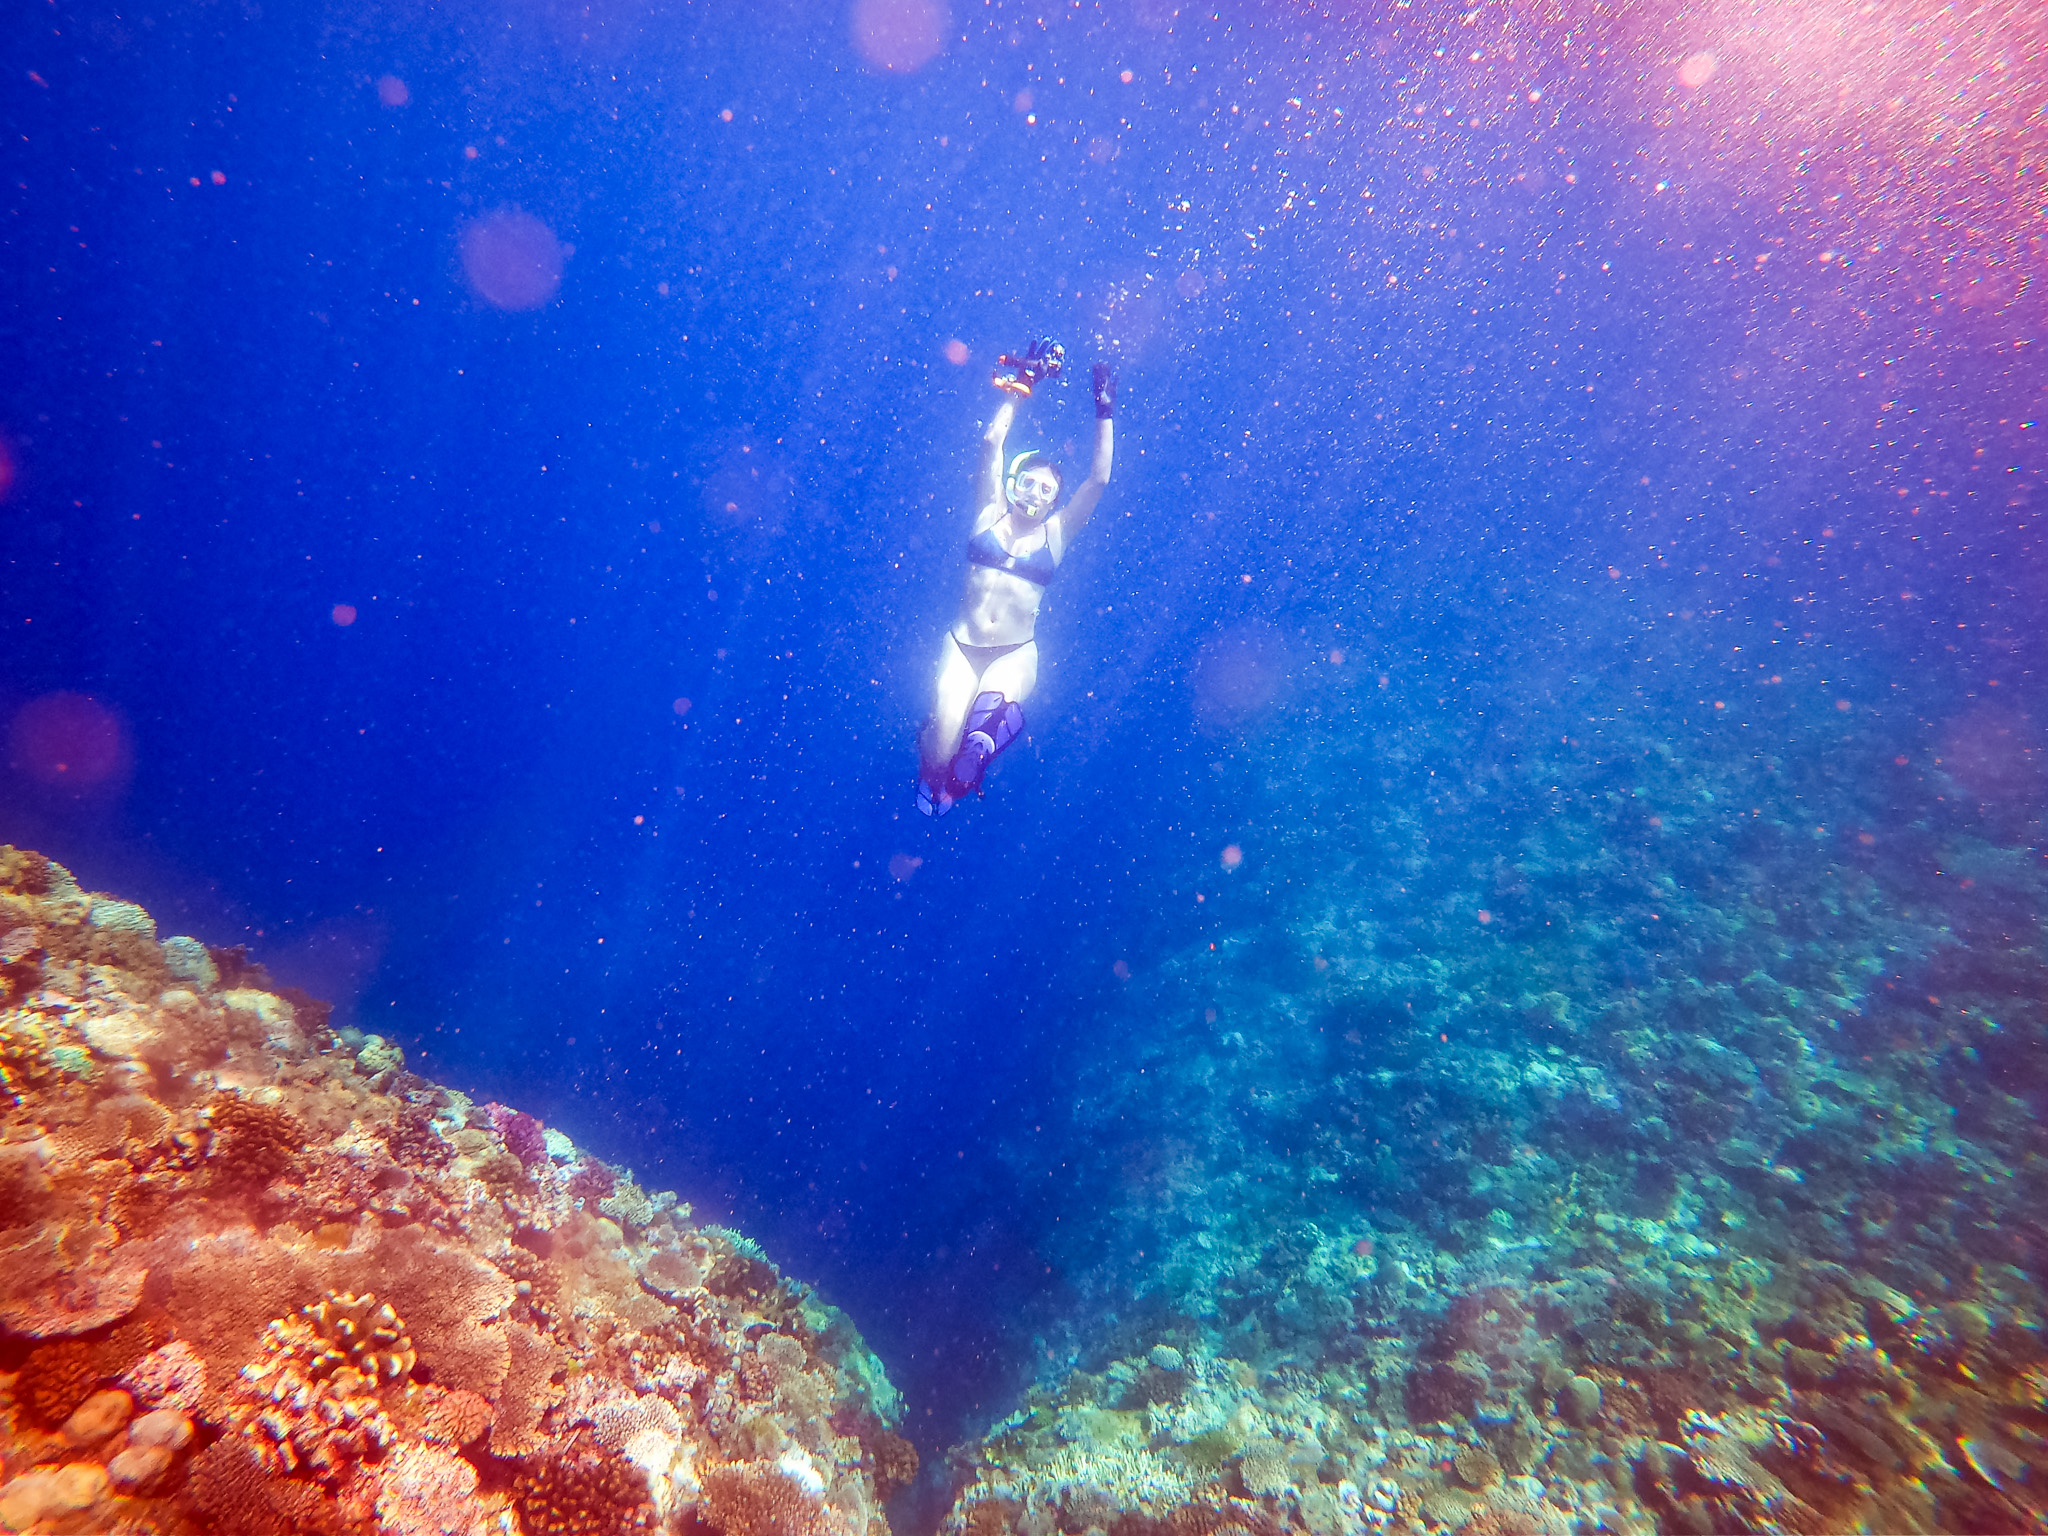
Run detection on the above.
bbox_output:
[3,0,2041,1523]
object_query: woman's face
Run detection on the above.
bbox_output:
[1011,466,1060,514]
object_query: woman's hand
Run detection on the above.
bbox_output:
[1092,363,1117,420]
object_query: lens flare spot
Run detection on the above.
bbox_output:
[1678,51,1719,88]
[459,208,566,312]
[9,693,133,792]
[376,74,410,107]
[850,0,946,73]
[1192,622,1288,731]
[1220,844,1243,869]
[943,338,970,365]
[1112,959,1131,980]
[331,604,358,626]
[672,697,692,717]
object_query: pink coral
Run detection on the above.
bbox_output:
[122,1340,208,1413]
[489,1103,548,1166]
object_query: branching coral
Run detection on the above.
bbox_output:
[205,1091,304,1185]
[385,1106,453,1168]
[867,1428,920,1500]
[513,1439,656,1535]
[700,1459,833,1536]
[185,1437,359,1536]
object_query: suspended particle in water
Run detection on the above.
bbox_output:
[1112,960,1131,980]
[944,339,970,365]
[1678,52,1718,89]
[377,75,410,107]
[332,604,358,626]
[1220,844,1243,869]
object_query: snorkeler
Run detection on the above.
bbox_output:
[915,338,1117,817]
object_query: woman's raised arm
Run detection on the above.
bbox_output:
[1053,367,1116,543]
[979,396,1018,515]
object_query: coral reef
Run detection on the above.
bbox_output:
[940,640,2048,1536]
[0,847,904,1536]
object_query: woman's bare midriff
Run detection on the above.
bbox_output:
[953,564,1046,647]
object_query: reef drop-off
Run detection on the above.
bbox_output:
[0,846,914,1536]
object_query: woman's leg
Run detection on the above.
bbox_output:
[945,641,1037,796]
[920,634,983,782]
[976,640,1038,708]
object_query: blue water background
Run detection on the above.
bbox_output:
[3,0,2040,1492]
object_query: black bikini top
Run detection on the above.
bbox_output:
[967,521,1058,587]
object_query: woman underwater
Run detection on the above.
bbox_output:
[916,339,1117,817]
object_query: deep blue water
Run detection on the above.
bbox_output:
[3,0,2040,1503]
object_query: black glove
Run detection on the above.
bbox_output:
[1093,363,1117,420]
[993,337,1066,396]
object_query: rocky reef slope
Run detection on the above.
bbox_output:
[0,847,914,1536]
[943,640,2048,1536]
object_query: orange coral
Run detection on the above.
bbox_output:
[512,1440,656,1535]
[184,1437,361,1536]
[226,1315,397,1482]
[18,1339,102,1426]
[408,1383,495,1448]
[868,1428,920,1500]
[301,1291,416,1383]
[205,1092,304,1185]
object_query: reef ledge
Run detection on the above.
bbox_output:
[0,846,914,1536]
